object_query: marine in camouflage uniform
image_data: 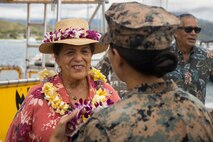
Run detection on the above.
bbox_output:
[72,2,213,141]
[73,82,213,142]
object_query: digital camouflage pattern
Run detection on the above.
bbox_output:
[165,43,213,104]
[72,80,213,142]
[101,2,180,50]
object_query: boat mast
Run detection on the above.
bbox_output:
[56,0,61,22]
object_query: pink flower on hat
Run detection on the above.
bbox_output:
[86,30,101,41]
[43,28,101,43]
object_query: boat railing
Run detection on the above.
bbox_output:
[0,65,24,79]
[0,78,39,86]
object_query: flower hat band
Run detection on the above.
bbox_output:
[43,28,101,43]
[39,19,108,54]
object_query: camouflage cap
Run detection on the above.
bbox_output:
[102,2,180,50]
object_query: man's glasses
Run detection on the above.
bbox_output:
[178,26,201,34]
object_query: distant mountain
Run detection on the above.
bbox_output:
[0,18,57,26]
[198,19,213,41]
[0,20,43,39]
[0,17,213,41]
[0,17,102,30]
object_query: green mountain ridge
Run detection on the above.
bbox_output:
[0,19,213,41]
[198,19,213,41]
[0,20,43,39]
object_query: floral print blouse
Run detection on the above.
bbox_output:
[165,43,213,104]
[5,74,120,142]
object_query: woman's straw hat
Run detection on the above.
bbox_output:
[39,18,108,54]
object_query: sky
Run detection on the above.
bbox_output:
[110,0,213,22]
[0,0,213,22]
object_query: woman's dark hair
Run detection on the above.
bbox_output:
[53,43,63,56]
[110,43,178,77]
[89,44,95,54]
[52,43,95,56]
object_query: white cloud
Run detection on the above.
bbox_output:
[107,0,213,22]
[0,5,26,19]
[0,0,213,22]
[0,3,101,20]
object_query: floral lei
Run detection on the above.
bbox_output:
[39,68,113,133]
[43,28,101,43]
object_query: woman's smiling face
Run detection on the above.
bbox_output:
[55,44,93,80]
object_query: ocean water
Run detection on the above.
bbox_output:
[0,40,213,107]
[0,39,28,67]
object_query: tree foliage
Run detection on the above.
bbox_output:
[0,20,43,39]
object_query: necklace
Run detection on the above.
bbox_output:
[72,96,77,100]
[40,67,109,115]
[62,76,89,101]
[67,88,86,101]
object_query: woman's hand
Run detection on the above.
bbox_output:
[50,110,78,142]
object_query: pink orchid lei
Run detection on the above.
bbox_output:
[39,68,114,135]
[43,28,101,43]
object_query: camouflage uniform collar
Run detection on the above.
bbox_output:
[129,80,177,95]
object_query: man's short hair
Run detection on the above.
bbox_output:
[178,13,196,19]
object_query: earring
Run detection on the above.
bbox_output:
[56,66,61,73]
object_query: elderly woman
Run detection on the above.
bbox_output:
[5,19,120,141]
[50,2,213,142]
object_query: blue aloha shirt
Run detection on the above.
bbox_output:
[165,43,213,104]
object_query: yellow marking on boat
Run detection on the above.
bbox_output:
[0,79,39,141]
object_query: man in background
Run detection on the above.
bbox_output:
[165,13,213,104]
